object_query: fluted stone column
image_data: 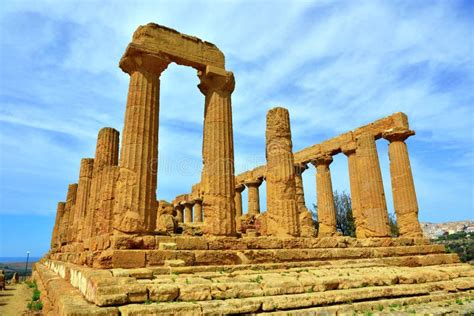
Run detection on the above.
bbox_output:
[73,158,94,242]
[193,199,203,223]
[84,128,120,240]
[199,66,236,236]
[63,183,78,244]
[51,202,65,249]
[342,142,363,238]
[184,202,193,223]
[265,107,300,237]
[115,54,169,233]
[356,133,390,237]
[234,184,245,218]
[245,179,262,216]
[295,163,315,237]
[312,155,337,237]
[383,129,423,237]
[175,204,184,223]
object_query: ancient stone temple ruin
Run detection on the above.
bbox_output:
[34,23,474,315]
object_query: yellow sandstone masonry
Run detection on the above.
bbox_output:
[184,202,193,223]
[342,142,363,238]
[51,202,65,248]
[295,163,316,237]
[383,128,423,238]
[193,199,203,223]
[72,158,94,242]
[265,107,300,237]
[63,183,78,244]
[356,134,391,237]
[199,67,236,236]
[312,154,338,237]
[245,179,262,216]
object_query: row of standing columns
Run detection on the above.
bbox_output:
[174,199,203,224]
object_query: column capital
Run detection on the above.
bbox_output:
[198,65,235,95]
[382,128,415,143]
[294,163,308,175]
[311,154,333,167]
[341,142,357,156]
[119,47,170,76]
[235,183,246,193]
[244,178,263,188]
[193,198,203,204]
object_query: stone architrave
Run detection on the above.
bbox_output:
[51,202,66,249]
[114,52,169,234]
[312,155,337,237]
[295,163,316,237]
[193,199,203,223]
[265,107,300,237]
[342,142,363,238]
[245,179,263,216]
[62,183,78,245]
[356,133,391,237]
[199,66,237,236]
[72,158,94,242]
[84,128,120,240]
[383,129,423,238]
[184,202,193,223]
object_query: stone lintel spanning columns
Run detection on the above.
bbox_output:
[115,50,170,234]
[294,163,315,237]
[265,107,300,237]
[73,158,94,243]
[244,179,263,216]
[183,202,194,223]
[311,154,337,237]
[193,199,203,223]
[51,202,65,249]
[199,66,236,236]
[175,204,184,223]
[63,183,78,245]
[341,142,363,239]
[356,133,391,238]
[383,128,423,238]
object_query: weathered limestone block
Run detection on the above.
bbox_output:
[342,141,363,238]
[175,204,184,223]
[245,179,262,216]
[115,55,169,234]
[383,129,423,238]
[62,183,78,245]
[295,163,316,237]
[199,67,236,236]
[98,166,120,236]
[155,200,177,234]
[312,154,337,237]
[72,158,94,243]
[51,202,66,249]
[265,107,300,237]
[356,133,391,237]
[147,284,179,302]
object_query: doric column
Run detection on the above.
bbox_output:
[51,202,65,249]
[311,155,337,237]
[234,184,245,218]
[383,129,423,237]
[63,183,78,244]
[295,163,315,237]
[84,128,119,240]
[73,158,94,242]
[356,133,390,237]
[193,199,203,223]
[115,53,169,233]
[199,66,236,236]
[265,107,300,237]
[342,142,363,238]
[184,202,193,223]
[245,179,263,216]
[175,204,184,223]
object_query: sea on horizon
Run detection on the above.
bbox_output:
[0,257,41,263]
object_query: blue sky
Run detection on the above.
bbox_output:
[0,0,473,257]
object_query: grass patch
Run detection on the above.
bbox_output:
[26,280,43,311]
[250,275,263,284]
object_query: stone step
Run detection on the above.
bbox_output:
[117,279,474,315]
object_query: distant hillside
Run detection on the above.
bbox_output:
[421,220,474,239]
